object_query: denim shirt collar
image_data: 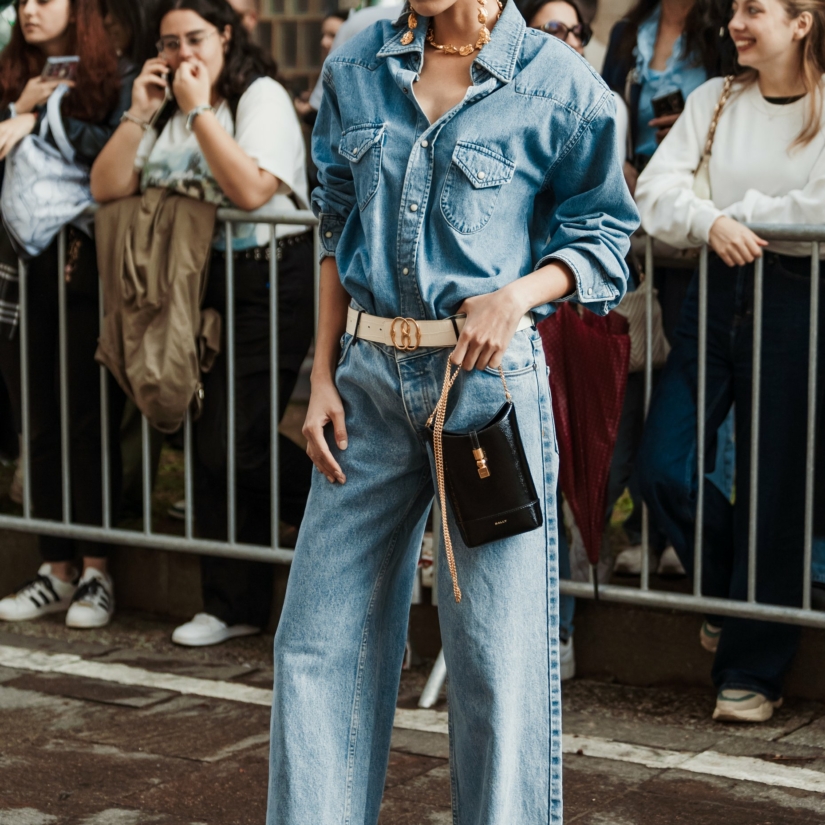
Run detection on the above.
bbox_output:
[376,0,525,84]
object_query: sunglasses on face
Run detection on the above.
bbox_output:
[538,20,592,47]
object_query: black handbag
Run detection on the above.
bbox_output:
[427,360,543,602]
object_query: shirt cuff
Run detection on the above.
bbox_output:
[689,204,724,246]
[535,250,621,317]
[318,213,346,260]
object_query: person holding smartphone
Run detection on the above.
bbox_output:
[91,0,315,649]
[0,0,133,629]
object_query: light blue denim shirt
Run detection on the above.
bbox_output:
[634,6,708,158]
[312,0,639,322]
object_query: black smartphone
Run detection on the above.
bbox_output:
[651,89,685,119]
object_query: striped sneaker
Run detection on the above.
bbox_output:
[700,620,722,653]
[65,568,115,629]
[713,689,782,722]
[0,564,78,621]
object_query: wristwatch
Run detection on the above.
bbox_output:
[185,104,215,133]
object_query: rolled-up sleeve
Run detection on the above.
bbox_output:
[311,67,356,260]
[532,90,639,317]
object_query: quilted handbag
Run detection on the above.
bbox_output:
[1,84,94,259]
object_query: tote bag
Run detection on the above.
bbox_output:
[1,84,94,259]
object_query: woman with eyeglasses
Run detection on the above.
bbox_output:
[519,0,592,53]
[91,0,314,649]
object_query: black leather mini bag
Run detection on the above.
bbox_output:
[427,361,543,602]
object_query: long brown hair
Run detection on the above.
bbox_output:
[0,0,120,123]
[737,0,825,147]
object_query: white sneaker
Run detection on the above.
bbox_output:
[560,637,576,681]
[65,568,115,629]
[657,545,687,577]
[0,563,77,621]
[171,613,260,647]
[614,545,643,576]
[713,689,782,722]
[700,620,722,653]
[167,498,186,520]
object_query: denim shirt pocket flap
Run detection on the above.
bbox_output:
[339,123,385,163]
[451,142,515,189]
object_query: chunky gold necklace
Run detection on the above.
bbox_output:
[401,0,503,56]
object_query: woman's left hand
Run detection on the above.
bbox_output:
[649,113,680,143]
[173,58,212,114]
[452,285,529,372]
[0,114,37,160]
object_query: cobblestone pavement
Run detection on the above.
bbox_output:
[1,613,824,824]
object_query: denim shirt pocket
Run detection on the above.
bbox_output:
[440,141,516,235]
[339,122,385,211]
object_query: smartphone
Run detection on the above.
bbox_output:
[651,89,685,119]
[41,56,80,82]
[148,72,173,130]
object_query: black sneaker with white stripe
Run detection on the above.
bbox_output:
[0,563,78,622]
[66,568,115,629]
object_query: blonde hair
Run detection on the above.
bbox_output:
[739,0,825,147]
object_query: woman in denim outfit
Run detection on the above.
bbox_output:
[267,1,638,821]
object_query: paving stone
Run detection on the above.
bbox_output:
[0,629,119,659]
[781,715,825,750]
[74,695,272,762]
[390,728,450,760]
[379,764,453,824]
[88,648,260,682]
[708,732,825,774]
[4,673,175,709]
[385,751,446,790]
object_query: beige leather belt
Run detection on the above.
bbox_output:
[346,307,534,352]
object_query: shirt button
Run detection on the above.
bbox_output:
[587,288,593,295]
[402,88,408,93]
[410,203,418,212]
[421,140,429,148]
[477,171,486,180]
[402,267,409,275]
[325,231,332,238]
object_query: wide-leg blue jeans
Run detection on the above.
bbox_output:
[637,252,824,701]
[267,327,562,824]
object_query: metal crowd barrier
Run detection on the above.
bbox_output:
[0,207,320,565]
[560,226,825,630]
[1,216,822,632]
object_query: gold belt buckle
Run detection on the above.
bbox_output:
[390,317,422,352]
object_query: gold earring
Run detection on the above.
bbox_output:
[477,0,491,46]
[401,10,417,45]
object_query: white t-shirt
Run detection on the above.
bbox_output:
[135,77,310,245]
[635,76,825,257]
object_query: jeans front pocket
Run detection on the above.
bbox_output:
[339,122,385,211]
[440,141,515,235]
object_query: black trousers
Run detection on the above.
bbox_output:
[0,232,125,561]
[195,237,314,628]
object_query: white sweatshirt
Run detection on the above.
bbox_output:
[635,76,825,257]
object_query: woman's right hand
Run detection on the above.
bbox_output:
[129,58,171,122]
[14,77,66,114]
[302,375,348,484]
[709,216,768,267]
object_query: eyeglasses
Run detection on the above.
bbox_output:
[156,29,219,55]
[538,20,592,47]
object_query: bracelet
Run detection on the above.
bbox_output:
[120,111,152,131]
[185,104,215,133]
[8,102,17,119]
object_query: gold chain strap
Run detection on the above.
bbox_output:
[702,75,734,159]
[427,362,513,603]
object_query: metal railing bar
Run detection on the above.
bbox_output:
[558,581,825,629]
[57,229,71,523]
[748,254,765,603]
[217,207,318,226]
[18,260,32,519]
[225,222,237,545]
[803,244,820,610]
[313,227,321,336]
[640,237,656,592]
[694,246,709,598]
[0,513,294,563]
[184,407,194,541]
[98,280,111,529]
[745,224,825,242]
[270,230,280,550]
[141,415,152,535]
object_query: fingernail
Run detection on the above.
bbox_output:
[327,476,334,483]
[338,439,347,450]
